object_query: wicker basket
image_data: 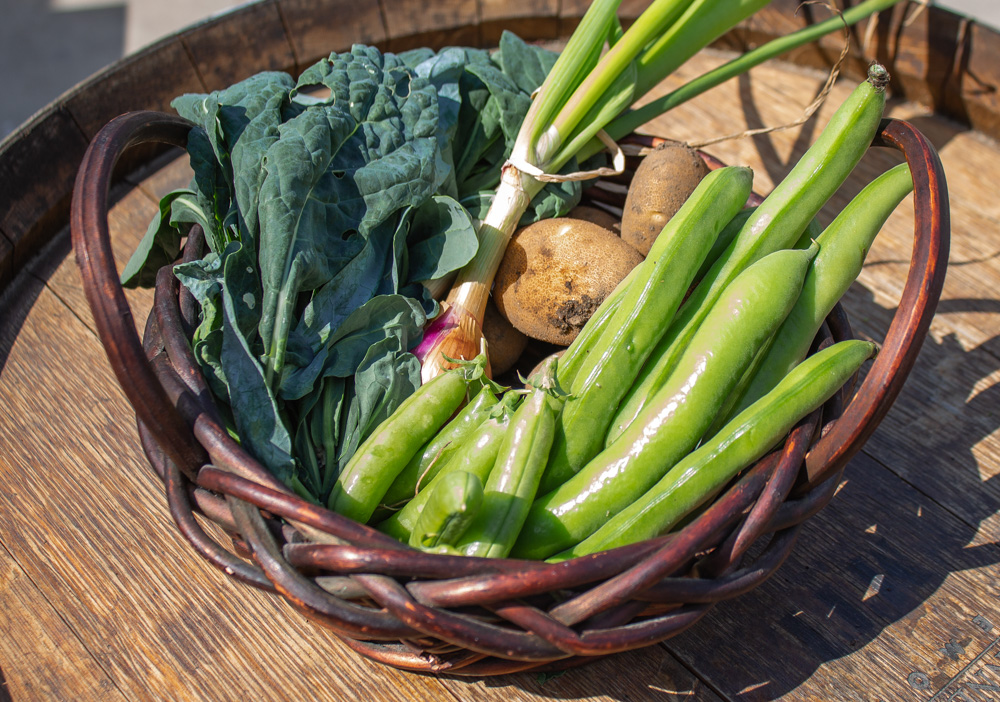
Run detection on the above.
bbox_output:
[71,111,948,676]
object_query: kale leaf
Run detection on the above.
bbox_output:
[122,36,576,502]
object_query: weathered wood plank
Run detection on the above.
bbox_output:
[129,151,194,202]
[441,647,725,701]
[0,106,89,275]
[181,0,297,90]
[960,22,1000,140]
[0,539,126,702]
[379,0,479,51]
[34,186,158,341]
[278,0,389,67]
[479,0,559,45]
[0,233,11,293]
[64,41,205,140]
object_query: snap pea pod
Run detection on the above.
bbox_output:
[376,391,520,542]
[457,357,565,559]
[511,244,818,561]
[539,166,754,494]
[606,65,889,445]
[555,262,640,390]
[380,383,500,509]
[552,339,878,560]
[721,161,913,424]
[408,471,484,551]
[327,354,488,523]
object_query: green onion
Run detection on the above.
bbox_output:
[418,0,901,380]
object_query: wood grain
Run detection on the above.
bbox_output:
[662,450,1000,701]
[0,22,998,702]
[380,0,479,51]
[63,42,206,141]
[181,0,297,90]
[0,487,126,701]
[0,106,89,273]
[479,0,559,45]
[0,233,11,292]
[278,0,389,67]
[0,281,459,702]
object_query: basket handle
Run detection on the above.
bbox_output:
[71,111,204,473]
[802,117,950,487]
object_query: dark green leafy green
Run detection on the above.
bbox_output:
[122,37,576,502]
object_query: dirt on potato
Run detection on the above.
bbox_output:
[494,218,643,346]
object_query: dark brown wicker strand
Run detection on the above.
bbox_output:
[353,573,573,661]
[695,405,823,579]
[801,117,950,488]
[71,112,208,474]
[198,467,419,552]
[70,108,949,673]
[404,534,677,608]
[178,224,205,335]
[283,542,549,579]
[139,422,275,590]
[154,264,219,415]
[228,497,421,641]
[635,526,802,604]
[544,442,798,627]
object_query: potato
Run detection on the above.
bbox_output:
[620,140,710,256]
[567,205,621,235]
[494,218,643,346]
[483,297,529,376]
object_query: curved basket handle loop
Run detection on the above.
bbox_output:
[803,118,951,487]
[71,111,205,474]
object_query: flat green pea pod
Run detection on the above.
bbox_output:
[555,262,639,389]
[457,357,566,559]
[607,65,889,445]
[511,243,818,561]
[327,354,489,523]
[693,206,754,285]
[552,339,879,560]
[377,391,521,542]
[379,383,501,509]
[720,161,913,425]
[539,166,754,494]
[408,471,484,551]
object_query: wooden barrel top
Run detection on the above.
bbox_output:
[1,1,999,700]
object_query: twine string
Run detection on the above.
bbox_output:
[686,1,853,150]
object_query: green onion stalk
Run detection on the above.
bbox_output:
[415,0,901,381]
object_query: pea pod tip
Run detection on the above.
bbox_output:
[867,62,890,92]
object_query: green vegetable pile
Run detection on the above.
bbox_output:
[326,66,911,561]
[121,0,910,556]
[123,35,590,502]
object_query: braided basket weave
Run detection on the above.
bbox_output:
[71,111,948,675]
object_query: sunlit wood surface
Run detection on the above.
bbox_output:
[1,2,998,699]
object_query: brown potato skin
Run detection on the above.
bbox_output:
[494,218,643,346]
[620,140,709,256]
[483,297,529,376]
[567,205,621,235]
